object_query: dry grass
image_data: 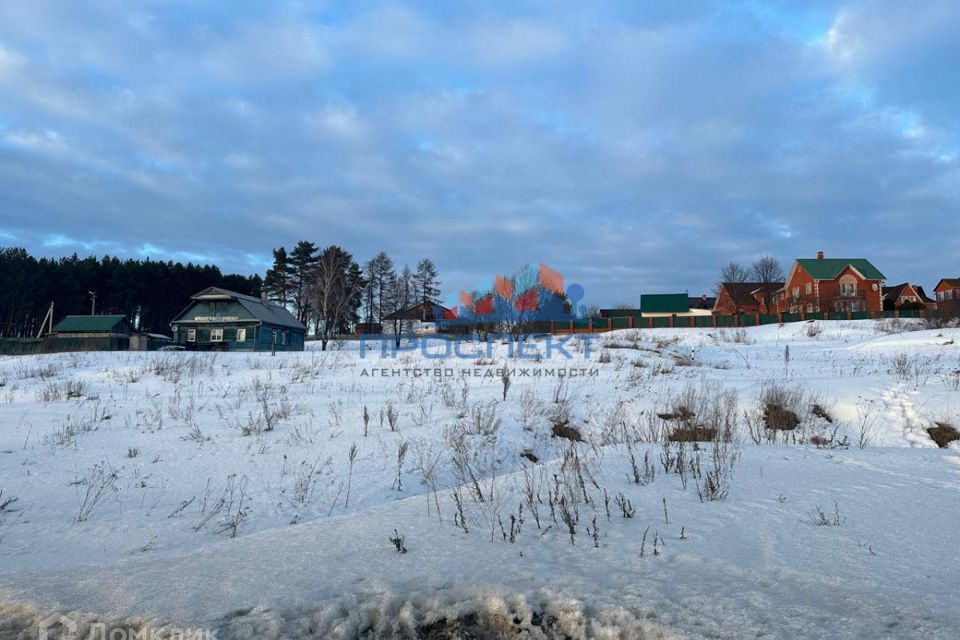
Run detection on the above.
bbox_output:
[927,422,959,448]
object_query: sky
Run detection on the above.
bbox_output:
[0,0,958,306]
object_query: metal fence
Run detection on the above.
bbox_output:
[545,309,944,334]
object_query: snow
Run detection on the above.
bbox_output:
[1,320,959,638]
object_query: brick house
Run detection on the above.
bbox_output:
[882,283,933,311]
[714,282,783,315]
[934,278,960,316]
[776,252,885,314]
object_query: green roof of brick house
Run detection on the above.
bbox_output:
[52,315,130,333]
[796,258,885,281]
[640,293,690,314]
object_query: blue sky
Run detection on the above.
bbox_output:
[0,0,958,305]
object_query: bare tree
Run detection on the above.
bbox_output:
[719,261,750,286]
[387,266,414,347]
[751,256,785,311]
[309,246,364,350]
[716,261,751,315]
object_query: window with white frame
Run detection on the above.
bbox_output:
[210,328,223,342]
[805,282,812,295]
[187,328,196,342]
[839,275,857,297]
[806,303,814,313]
[793,287,800,299]
[236,328,246,342]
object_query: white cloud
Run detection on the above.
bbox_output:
[0,42,25,76]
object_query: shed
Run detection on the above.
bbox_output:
[640,294,691,317]
[50,315,133,351]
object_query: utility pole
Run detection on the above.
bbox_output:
[88,291,97,315]
[36,302,54,338]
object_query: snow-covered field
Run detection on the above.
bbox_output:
[1,320,959,639]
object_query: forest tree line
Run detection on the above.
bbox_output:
[0,247,262,337]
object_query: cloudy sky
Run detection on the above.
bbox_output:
[0,1,957,305]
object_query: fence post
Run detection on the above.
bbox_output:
[628,316,633,329]
[712,314,717,328]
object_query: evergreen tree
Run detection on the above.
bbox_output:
[364,252,396,326]
[289,241,320,325]
[414,258,441,309]
[263,247,295,307]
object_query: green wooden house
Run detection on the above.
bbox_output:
[170,287,305,351]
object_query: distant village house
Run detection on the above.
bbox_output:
[776,252,885,314]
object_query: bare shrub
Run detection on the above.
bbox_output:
[856,397,880,449]
[656,382,739,443]
[518,389,542,430]
[75,463,119,522]
[194,474,250,537]
[810,501,844,526]
[543,378,581,436]
[462,400,502,436]
[761,384,803,431]
[389,529,408,553]
[385,401,400,431]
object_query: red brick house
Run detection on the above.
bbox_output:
[714,282,783,315]
[882,283,933,311]
[934,278,960,316]
[776,252,885,314]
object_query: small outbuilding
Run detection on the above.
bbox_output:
[170,287,305,351]
[50,315,134,351]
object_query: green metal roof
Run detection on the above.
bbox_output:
[640,293,690,314]
[52,315,129,333]
[796,258,885,281]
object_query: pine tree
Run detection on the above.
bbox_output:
[263,247,295,307]
[289,241,320,325]
[364,252,396,326]
[414,258,441,309]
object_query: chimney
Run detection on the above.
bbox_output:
[817,250,824,260]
